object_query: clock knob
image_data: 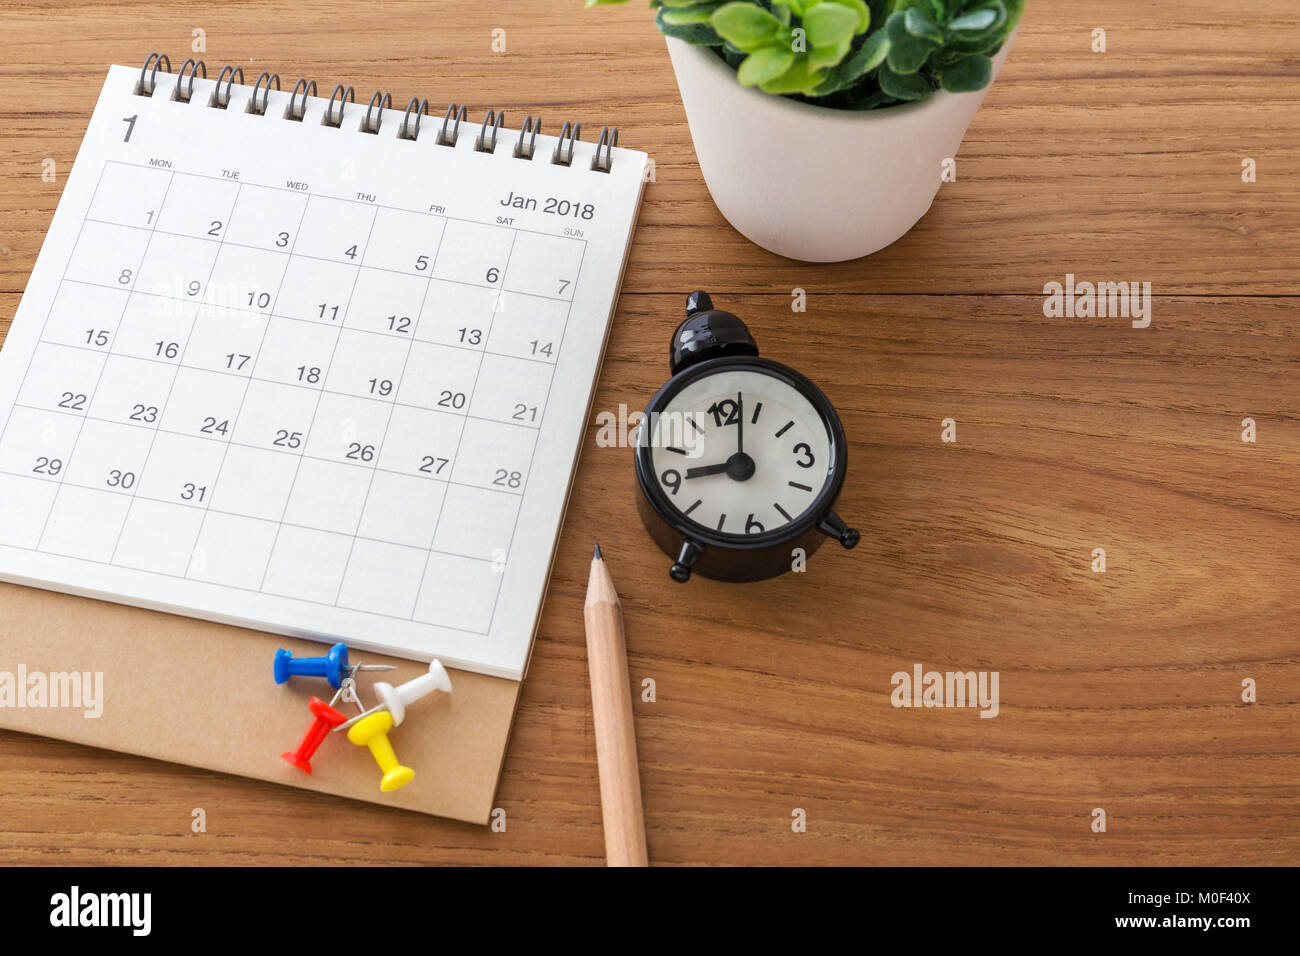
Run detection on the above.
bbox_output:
[818,511,860,549]
[669,290,759,375]
[669,539,705,582]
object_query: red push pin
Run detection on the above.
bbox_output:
[281,675,367,775]
[282,696,347,774]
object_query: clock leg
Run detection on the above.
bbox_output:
[817,511,860,549]
[670,540,705,582]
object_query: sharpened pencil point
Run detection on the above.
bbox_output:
[593,541,603,561]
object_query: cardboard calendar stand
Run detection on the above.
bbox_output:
[0,582,519,824]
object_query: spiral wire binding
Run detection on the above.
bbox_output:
[174,58,205,103]
[514,116,541,160]
[211,66,244,109]
[592,126,618,173]
[399,98,429,141]
[363,91,392,134]
[134,54,618,171]
[249,72,280,116]
[324,85,356,127]
[286,79,317,121]
[438,104,468,147]
[476,110,504,153]
[137,52,170,96]
[553,122,581,167]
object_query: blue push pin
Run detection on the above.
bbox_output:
[273,642,393,689]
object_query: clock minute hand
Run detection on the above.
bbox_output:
[684,462,730,479]
[736,391,743,455]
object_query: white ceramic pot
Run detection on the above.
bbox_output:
[665,33,1016,262]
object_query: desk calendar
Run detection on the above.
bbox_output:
[0,60,647,680]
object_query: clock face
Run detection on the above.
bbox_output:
[645,365,836,538]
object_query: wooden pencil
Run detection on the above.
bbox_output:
[583,542,649,867]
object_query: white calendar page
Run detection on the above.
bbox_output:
[0,66,646,680]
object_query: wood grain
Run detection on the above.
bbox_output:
[0,0,1297,865]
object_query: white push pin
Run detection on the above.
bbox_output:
[376,659,452,725]
[334,659,452,732]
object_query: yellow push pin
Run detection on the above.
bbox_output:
[347,711,414,792]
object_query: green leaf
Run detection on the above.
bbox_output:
[737,44,797,85]
[783,0,807,15]
[771,2,793,26]
[877,64,932,100]
[959,1,1007,34]
[585,0,631,7]
[1003,0,1026,32]
[943,31,1002,56]
[758,56,829,94]
[939,53,992,92]
[804,3,859,48]
[903,7,944,45]
[839,28,890,78]
[821,0,871,34]
[655,7,724,45]
[661,3,724,25]
[940,2,1005,55]
[810,27,888,93]
[949,8,997,32]
[710,2,789,52]
[807,36,853,71]
[885,11,938,74]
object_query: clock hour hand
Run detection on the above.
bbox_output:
[684,462,730,479]
[685,449,757,482]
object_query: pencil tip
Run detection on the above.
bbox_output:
[593,541,603,561]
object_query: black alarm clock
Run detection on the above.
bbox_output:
[634,291,859,583]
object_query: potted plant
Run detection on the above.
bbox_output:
[588,0,1024,262]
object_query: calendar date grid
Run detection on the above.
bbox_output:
[42,284,565,372]
[39,164,579,409]
[107,178,248,569]
[296,207,454,607]
[0,468,504,635]
[482,236,588,635]
[0,422,526,498]
[79,217,579,307]
[30,167,183,554]
[197,186,363,603]
[0,157,591,633]
[408,229,517,620]
[102,158,592,254]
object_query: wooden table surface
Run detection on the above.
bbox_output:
[1,0,1297,865]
